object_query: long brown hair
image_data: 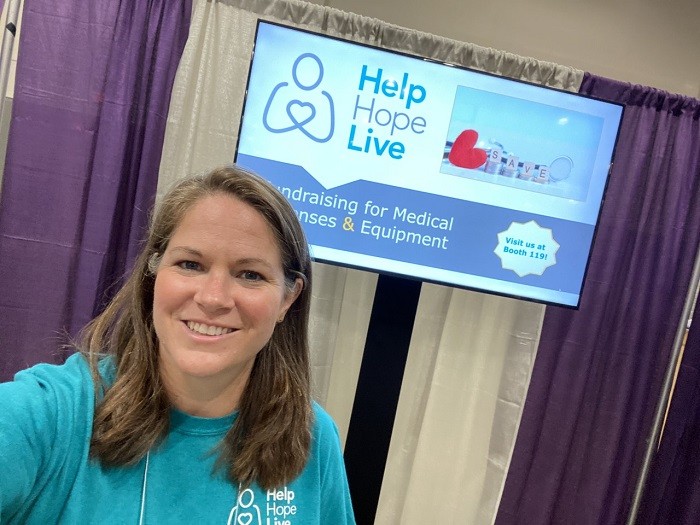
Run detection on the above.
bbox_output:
[81,165,313,489]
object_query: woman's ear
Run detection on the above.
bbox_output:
[278,277,304,323]
[148,252,162,274]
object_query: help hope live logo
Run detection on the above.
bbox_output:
[262,51,429,159]
[263,53,336,143]
[347,65,428,159]
[228,486,298,525]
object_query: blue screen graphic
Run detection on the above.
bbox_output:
[235,21,623,308]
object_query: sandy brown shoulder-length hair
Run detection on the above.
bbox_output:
[80,165,313,489]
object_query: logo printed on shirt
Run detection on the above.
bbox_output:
[228,486,297,525]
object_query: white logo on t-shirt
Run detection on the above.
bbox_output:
[228,486,298,525]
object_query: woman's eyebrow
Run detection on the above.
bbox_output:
[168,248,274,269]
[168,246,203,257]
[235,257,275,269]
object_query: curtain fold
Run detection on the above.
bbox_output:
[0,0,192,380]
[496,73,700,525]
[311,264,378,446]
[377,286,545,524]
[638,289,700,524]
[157,1,583,523]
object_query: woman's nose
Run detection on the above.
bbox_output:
[194,271,235,312]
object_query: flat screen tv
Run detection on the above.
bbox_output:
[234,20,624,308]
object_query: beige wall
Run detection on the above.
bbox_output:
[322,0,700,98]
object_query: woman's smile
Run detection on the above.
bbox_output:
[184,320,235,337]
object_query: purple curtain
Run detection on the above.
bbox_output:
[496,74,700,524]
[637,290,700,524]
[0,1,191,381]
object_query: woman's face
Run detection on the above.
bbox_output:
[152,193,301,407]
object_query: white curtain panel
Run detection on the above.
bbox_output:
[377,286,545,524]
[156,1,584,523]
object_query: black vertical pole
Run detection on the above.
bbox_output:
[343,274,422,525]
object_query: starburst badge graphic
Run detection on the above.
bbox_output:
[494,220,560,277]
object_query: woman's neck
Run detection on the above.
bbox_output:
[159,363,252,418]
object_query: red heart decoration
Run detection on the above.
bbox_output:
[448,129,487,169]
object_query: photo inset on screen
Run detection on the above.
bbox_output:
[440,85,604,201]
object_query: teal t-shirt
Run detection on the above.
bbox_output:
[0,353,355,524]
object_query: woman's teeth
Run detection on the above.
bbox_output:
[186,321,234,336]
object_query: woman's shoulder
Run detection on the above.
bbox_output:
[10,352,92,389]
[311,401,338,428]
[306,402,355,523]
[310,401,343,446]
[3,353,99,421]
[0,353,104,523]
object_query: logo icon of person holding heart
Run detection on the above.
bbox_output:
[263,53,335,143]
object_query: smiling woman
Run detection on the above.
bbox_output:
[0,166,356,524]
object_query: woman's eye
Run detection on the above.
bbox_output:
[177,260,201,271]
[241,270,263,282]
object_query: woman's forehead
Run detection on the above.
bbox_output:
[167,194,283,263]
